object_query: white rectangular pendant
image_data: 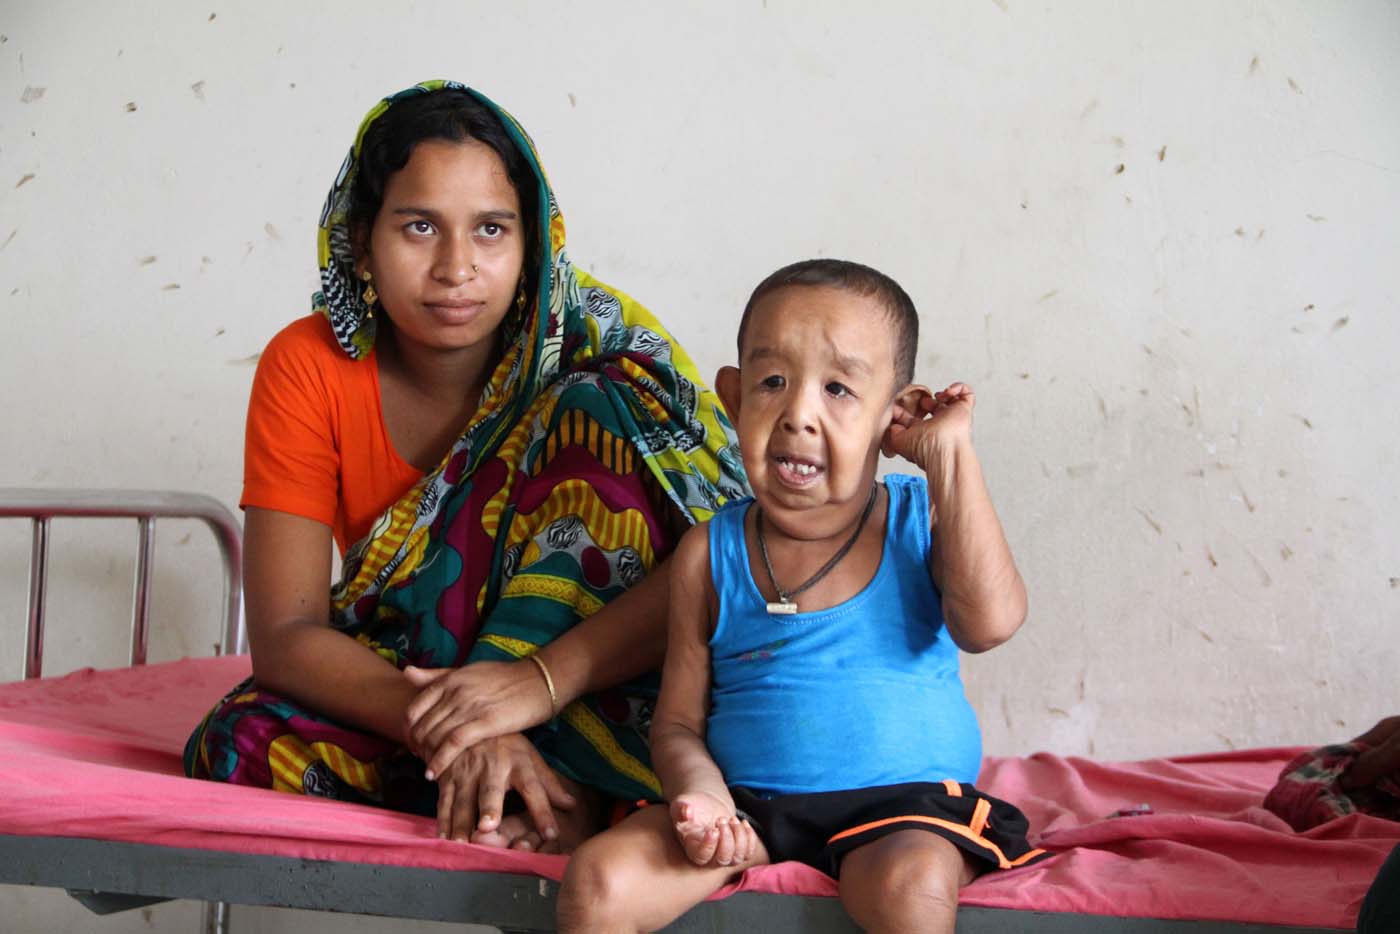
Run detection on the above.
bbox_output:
[766,600,798,615]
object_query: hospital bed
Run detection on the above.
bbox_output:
[0,489,1386,933]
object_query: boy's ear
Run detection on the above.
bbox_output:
[715,366,742,422]
[892,383,932,421]
[881,383,931,458]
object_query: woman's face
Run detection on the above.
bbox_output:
[361,139,526,356]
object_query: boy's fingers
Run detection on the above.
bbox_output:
[714,820,737,866]
[736,820,755,862]
[694,825,719,864]
[509,830,542,852]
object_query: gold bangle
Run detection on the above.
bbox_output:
[527,653,559,717]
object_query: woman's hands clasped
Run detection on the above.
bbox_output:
[403,661,573,846]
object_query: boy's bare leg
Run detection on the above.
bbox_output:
[837,830,976,934]
[557,804,768,933]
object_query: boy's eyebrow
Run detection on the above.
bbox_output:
[744,345,877,377]
[831,352,875,377]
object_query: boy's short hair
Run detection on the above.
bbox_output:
[738,259,919,387]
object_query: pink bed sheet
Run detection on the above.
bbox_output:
[0,657,1391,929]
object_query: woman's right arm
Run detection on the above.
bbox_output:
[244,506,417,745]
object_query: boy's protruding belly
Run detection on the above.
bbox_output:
[707,669,982,797]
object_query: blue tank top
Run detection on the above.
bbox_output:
[705,473,981,796]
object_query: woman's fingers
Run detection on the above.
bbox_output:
[449,782,479,841]
[538,757,578,811]
[435,775,455,839]
[404,677,447,726]
[403,665,449,687]
[409,697,459,761]
[474,754,511,833]
[424,720,479,780]
[514,768,561,842]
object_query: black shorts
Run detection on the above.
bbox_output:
[730,780,1050,878]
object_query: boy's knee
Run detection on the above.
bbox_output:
[557,838,635,932]
[841,834,966,931]
[889,861,960,918]
[886,849,959,910]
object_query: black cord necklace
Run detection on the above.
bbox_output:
[756,484,879,615]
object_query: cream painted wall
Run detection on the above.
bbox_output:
[2,1,1397,931]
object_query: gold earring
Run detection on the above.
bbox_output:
[516,282,528,311]
[360,269,377,311]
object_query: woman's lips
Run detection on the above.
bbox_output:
[424,300,485,324]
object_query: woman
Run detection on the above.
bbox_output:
[185,81,746,851]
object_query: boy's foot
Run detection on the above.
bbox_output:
[469,775,603,854]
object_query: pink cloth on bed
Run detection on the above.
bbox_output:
[0,658,1393,929]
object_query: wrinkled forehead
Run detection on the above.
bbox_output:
[741,285,900,374]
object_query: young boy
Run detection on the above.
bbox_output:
[557,259,1046,933]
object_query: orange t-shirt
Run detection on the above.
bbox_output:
[241,315,423,554]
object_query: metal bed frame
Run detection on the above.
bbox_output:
[0,489,1348,934]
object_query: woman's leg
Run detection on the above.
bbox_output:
[185,678,429,810]
[837,830,975,934]
[557,804,766,933]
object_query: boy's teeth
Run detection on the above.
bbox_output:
[780,458,818,476]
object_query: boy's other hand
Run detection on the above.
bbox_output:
[884,381,976,467]
[670,792,758,867]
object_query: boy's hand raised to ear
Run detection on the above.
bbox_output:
[883,381,976,469]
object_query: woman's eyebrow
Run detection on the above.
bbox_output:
[389,207,519,221]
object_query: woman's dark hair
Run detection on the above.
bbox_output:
[738,258,920,388]
[349,88,541,297]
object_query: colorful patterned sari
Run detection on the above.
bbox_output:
[184,81,747,809]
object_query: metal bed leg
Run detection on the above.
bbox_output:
[131,516,154,666]
[201,899,230,934]
[24,516,50,679]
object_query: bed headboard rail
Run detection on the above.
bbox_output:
[0,489,244,678]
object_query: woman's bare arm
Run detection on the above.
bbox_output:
[244,506,417,744]
[407,552,673,776]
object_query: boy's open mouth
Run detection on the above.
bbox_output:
[774,454,823,487]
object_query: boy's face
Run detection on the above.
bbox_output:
[718,285,901,533]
